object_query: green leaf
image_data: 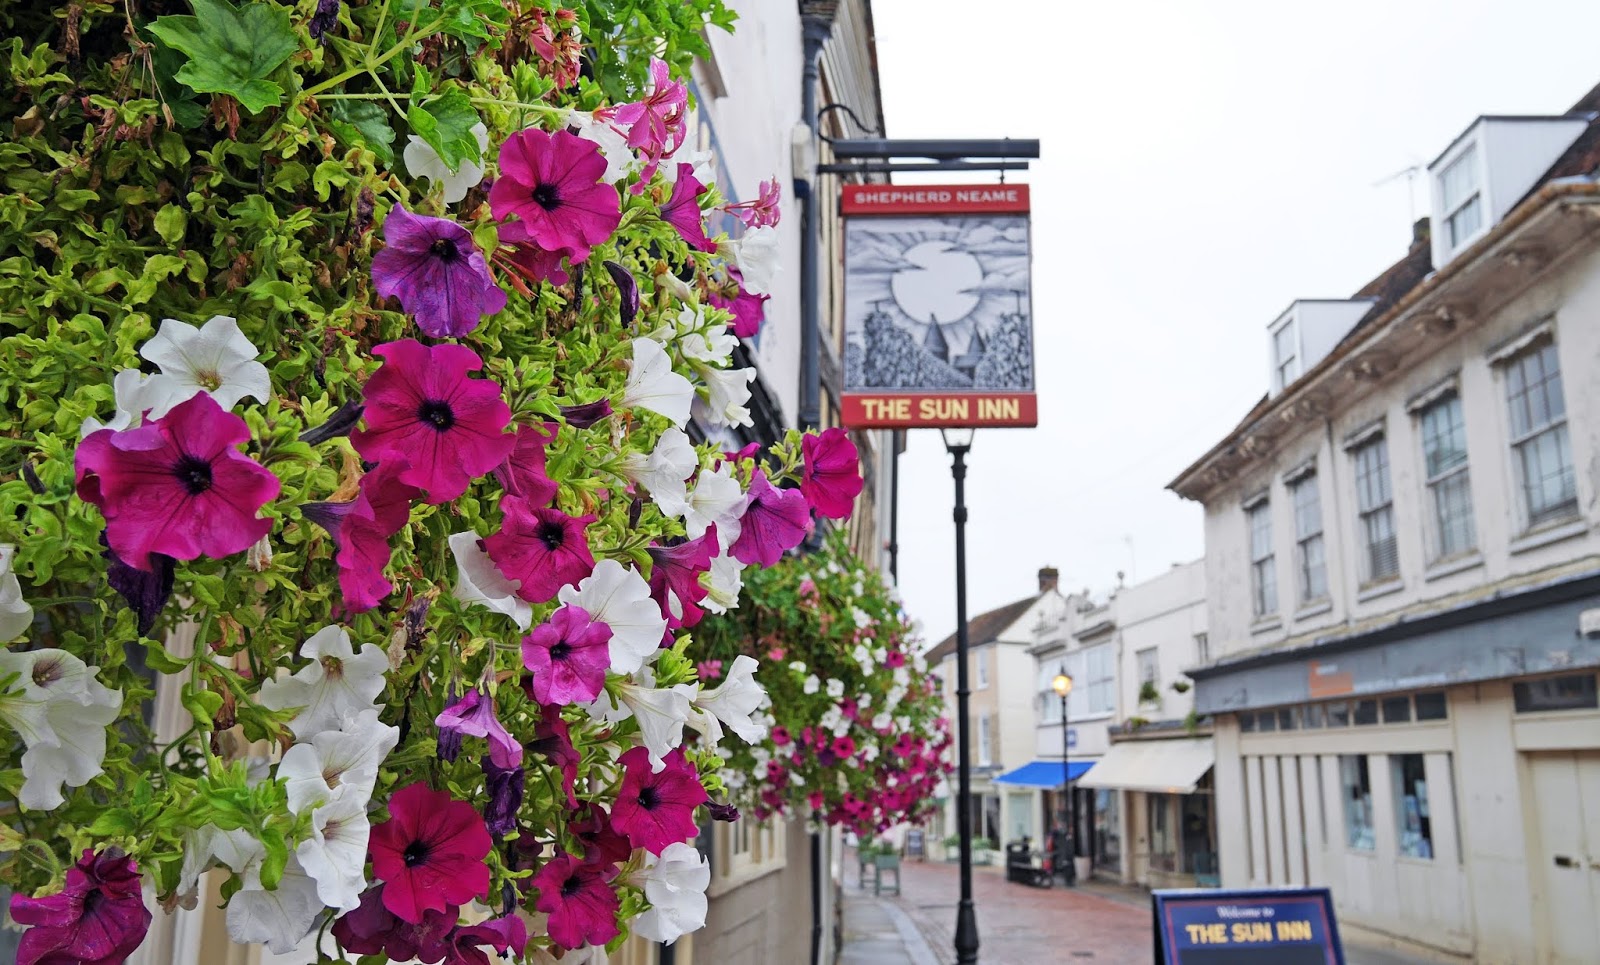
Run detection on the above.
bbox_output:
[406,88,481,171]
[147,0,299,115]
[88,808,140,837]
[182,688,225,728]
[325,100,395,166]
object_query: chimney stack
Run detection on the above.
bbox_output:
[1038,566,1059,593]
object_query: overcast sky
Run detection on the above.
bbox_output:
[869,0,1600,647]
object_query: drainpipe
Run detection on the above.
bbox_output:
[797,13,830,431]
[888,430,901,580]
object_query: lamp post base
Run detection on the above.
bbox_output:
[954,899,979,965]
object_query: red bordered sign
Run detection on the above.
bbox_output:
[839,183,1037,429]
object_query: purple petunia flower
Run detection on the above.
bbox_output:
[559,399,613,428]
[660,163,716,253]
[482,757,525,837]
[11,848,152,965]
[434,689,522,769]
[646,526,718,629]
[371,204,507,338]
[709,267,769,339]
[730,470,810,567]
[521,604,612,705]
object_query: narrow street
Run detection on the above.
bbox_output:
[840,849,1453,965]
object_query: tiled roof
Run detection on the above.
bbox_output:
[923,594,1039,664]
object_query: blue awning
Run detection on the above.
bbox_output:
[992,759,1094,788]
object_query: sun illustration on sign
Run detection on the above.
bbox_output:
[891,241,984,324]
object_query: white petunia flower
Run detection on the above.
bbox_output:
[295,788,371,912]
[558,560,668,675]
[862,743,879,763]
[802,674,820,695]
[621,337,694,428]
[631,842,711,945]
[872,712,893,732]
[618,680,697,771]
[404,122,489,204]
[619,428,698,514]
[276,708,398,814]
[660,150,715,187]
[139,315,271,411]
[257,625,389,740]
[697,365,755,428]
[676,306,736,368]
[178,825,262,900]
[79,369,183,436]
[0,545,32,642]
[449,532,533,631]
[0,649,122,811]
[567,111,637,185]
[694,655,766,744]
[678,463,745,545]
[825,678,844,700]
[729,225,780,295]
[226,855,325,954]
[789,661,807,675]
[700,547,743,615]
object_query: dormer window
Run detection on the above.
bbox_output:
[1439,145,1483,251]
[1272,320,1299,391]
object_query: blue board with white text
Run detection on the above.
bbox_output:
[1152,888,1345,965]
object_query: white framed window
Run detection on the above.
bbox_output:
[1194,632,1210,664]
[1502,340,1576,530]
[1418,393,1476,559]
[1273,321,1300,391]
[1247,500,1277,617]
[1137,647,1159,684]
[1352,436,1399,583]
[1085,643,1115,715]
[1439,145,1483,251]
[975,647,989,690]
[713,816,784,892]
[1340,755,1375,852]
[977,713,992,767]
[1391,754,1435,860]
[1037,664,1064,723]
[1290,474,1327,603]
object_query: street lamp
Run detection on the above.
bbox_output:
[940,427,978,965]
[1051,668,1076,886]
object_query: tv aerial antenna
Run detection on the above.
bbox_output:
[1373,162,1424,225]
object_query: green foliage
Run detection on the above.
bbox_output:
[147,0,300,114]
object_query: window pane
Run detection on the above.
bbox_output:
[1256,711,1277,733]
[1414,692,1448,720]
[1353,699,1379,725]
[1302,704,1325,729]
[1391,754,1434,859]
[1364,505,1399,581]
[1421,396,1468,479]
[1513,675,1599,713]
[1517,424,1577,526]
[1446,196,1482,248]
[1292,476,1322,540]
[1431,470,1476,558]
[1278,707,1299,731]
[1382,696,1412,723]
[1326,701,1350,727]
[1238,712,1256,733]
[1341,755,1375,851]
[1440,147,1477,209]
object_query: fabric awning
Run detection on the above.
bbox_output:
[992,759,1095,789]
[1075,738,1214,794]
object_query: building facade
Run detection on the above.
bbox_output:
[1170,82,1600,964]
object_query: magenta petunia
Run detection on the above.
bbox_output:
[492,422,559,506]
[489,128,621,259]
[11,849,151,965]
[350,339,514,504]
[646,526,718,629]
[369,783,493,923]
[305,458,420,613]
[526,705,582,809]
[484,496,596,603]
[597,57,687,189]
[521,604,612,705]
[533,853,621,950]
[831,734,856,759]
[570,801,632,866]
[610,746,708,855]
[331,885,456,962]
[446,913,529,965]
[371,204,507,338]
[709,266,769,339]
[801,426,863,520]
[75,393,279,572]
[660,163,716,252]
[434,688,522,769]
[499,219,573,287]
[730,470,810,568]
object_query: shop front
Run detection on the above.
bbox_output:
[1076,735,1216,888]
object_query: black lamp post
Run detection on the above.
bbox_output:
[942,426,979,965]
[1051,667,1076,886]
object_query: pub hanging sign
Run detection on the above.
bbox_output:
[839,183,1038,429]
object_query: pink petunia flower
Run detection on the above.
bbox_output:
[801,427,864,520]
[521,604,612,705]
[11,849,151,965]
[831,735,856,759]
[331,885,456,962]
[489,128,621,259]
[302,458,420,613]
[597,58,687,189]
[497,219,573,288]
[445,913,529,965]
[370,204,507,338]
[369,783,493,923]
[526,705,582,809]
[533,853,621,950]
[709,266,769,339]
[434,689,522,769]
[659,163,716,252]
[611,746,708,855]
[351,339,514,504]
[729,470,810,568]
[885,649,906,669]
[771,725,791,746]
[570,801,633,866]
[646,526,718,629]
[725,176,781,229]
[696,659,723,681]
[492,422,560,506]
[75,393,279,571]
[485,496,596,603]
